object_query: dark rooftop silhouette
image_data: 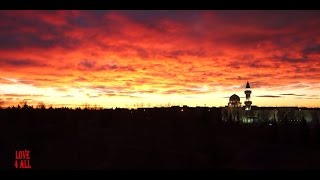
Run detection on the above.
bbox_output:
[229,94,240,102]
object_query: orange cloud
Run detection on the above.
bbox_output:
[0,10,320,107]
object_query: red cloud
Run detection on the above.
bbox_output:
[0,10,320,107]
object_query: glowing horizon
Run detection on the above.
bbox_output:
[0,10,320,108]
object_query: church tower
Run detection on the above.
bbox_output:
[244,81,252,110]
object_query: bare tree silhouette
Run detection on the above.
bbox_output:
[19,100,30,109]
[36,102,46,109]
[164,102,171,107]
[259,110,271,123]
[83,103,91,110]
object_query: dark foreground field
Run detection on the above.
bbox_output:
[1,108,320,170]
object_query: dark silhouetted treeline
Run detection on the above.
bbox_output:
[1,106,320,169]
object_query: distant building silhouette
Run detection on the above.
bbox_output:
[221,81,320,124]
[224,81,254,123]
[227,81,252,110]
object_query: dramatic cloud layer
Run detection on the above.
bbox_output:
[0,10,320,107]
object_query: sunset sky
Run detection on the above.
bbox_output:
[0,10,320,108]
